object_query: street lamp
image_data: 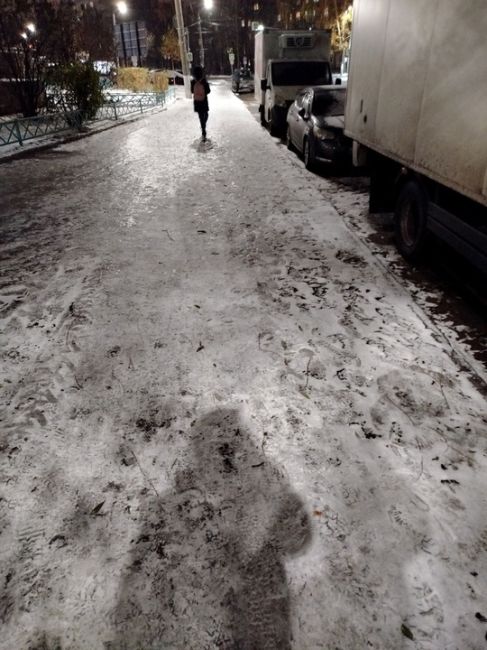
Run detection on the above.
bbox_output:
[174,0,212,98]
[197,0,213,69]
[173,0,192,98]
[116,1,128,16]
[113,2,129,67]
[21,22,36,39]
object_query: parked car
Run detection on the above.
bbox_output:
[166,69,185,85]
[286,85,351,170]
[232,68,254,94]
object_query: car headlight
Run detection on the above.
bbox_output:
[314,127,337,141]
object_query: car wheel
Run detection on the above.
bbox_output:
[269,109,279,137]
[286,126,294,151]
[303,137,315,170]
[259,105,266,126]
[394,180,429,261]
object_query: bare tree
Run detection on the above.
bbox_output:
[0,0,72,116]
[0,0,114,117]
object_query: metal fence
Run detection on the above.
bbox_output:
[0,87,175,147]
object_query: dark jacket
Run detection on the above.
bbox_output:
[191,78,210,113]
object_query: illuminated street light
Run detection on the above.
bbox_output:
[113,2,130,67]
[203,0,213,10]
[116,1,128,16]
[20,31,28,39]
[26,22,36,34]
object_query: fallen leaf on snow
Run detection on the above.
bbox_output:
[90,501,105,515]
[401,623,414,640]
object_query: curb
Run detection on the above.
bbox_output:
[0,104,169,165]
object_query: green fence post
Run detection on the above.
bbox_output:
[139,99,143,114]
[14,120,23,146]
[113,104,118,120]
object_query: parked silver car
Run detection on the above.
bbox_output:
[232,68,254,94]
[286,85,351,170]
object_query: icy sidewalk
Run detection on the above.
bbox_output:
[0,90,178,162]
[0,80,486,649]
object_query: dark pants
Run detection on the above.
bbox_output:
[197,110,208,136]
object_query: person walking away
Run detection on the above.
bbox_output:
[191,66,211,142]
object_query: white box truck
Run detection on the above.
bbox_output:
[345,0,487,272]
[255,29,332,136]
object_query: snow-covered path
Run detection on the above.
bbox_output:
[0,81,486,650]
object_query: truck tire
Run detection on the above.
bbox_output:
[394,180,429,261]
[303,137,315,170]
[269,108,280,137]
[259,105,266,126]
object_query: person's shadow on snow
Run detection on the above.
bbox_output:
[191,137,214,152]
[111,408,311,649]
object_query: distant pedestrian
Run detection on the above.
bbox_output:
[191,66,211,142]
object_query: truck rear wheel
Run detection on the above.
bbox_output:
[269,108,280,137]
[303,137,315,170]
[394,180,429,261]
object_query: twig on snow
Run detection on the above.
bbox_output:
[128,446,160,498]
[414,450,424,483]
[304,357,311,389]
[162,229,174,241]
[437,377,450,411]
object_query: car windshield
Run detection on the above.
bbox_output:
[271,61,331,86]
[313,90,346,116]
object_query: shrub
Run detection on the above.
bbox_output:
[116,67,151,92]
[151,71,169,92]
[116,68,169,93]
[49,62,104,125]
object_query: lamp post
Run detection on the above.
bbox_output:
[173,0,191,98]
[113,1,129,67]
[198,0,213,69]
[197,13,204,68]
[174,0,213,99]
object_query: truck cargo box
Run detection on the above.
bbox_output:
[345,0,487,207]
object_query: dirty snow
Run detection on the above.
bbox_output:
[0,80,486,650]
